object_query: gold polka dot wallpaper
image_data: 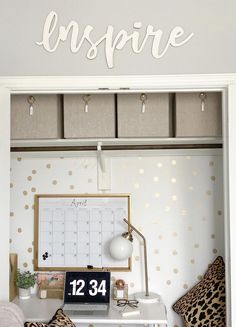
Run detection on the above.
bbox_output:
[10,151,224,327]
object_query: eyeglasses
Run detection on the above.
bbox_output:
[117,299,139,308]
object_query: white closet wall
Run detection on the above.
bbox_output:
[10,150,224,327]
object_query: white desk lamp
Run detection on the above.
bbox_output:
[109,218,160,303]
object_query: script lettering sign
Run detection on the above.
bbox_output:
[36,11,194,68]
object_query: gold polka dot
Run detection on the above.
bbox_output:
[197,275,202,281]
[172,232,178,237]
[192,171,198,176]
[52,180,58,185]
[172,250,178,256]
[191,259,195,264]
[206,190,212,196]
[155,193,160,198]
[173,268,179,274]
[183,284,188,289]
[181,209,187,216]
[211,176,216,181]
[202,216,206,221]
[154,249,159,254]
[17,157,22,162]
[211,234,215,239]
[18,228,22,233]
[194,243,199,248]
[32,170,37,174]
[188,186,193,191]
[218,210,222,215]
[171,160,177,165]
[172,195,177,201]
[145,203,150,208]
[171,177,176,183]
[166,280,171,285]
[139,168,144,174]
[209,161,214,166]
[130,282,135,288]
[88,178,93,183]
[134,183,140,189]
[157,162,163,168]
[25,205,29,210]
[46,164,51,168]
[23,262,28,268]
[68,171,73,176]
[213,248,218,254]
[165,206,170,212]
[27,176,32,181]
[188,226,192,231]
[10,183,13,188]
[158,235,163,240]
[70,185,75,190]
[153,176,159,182]
[9,238,12,243]
[23,190,28,196]
[156,266,160,271]
[28,248,32,253]
[138,156,142,160]
[135,256,140,261]
[10,212,14,217]
[31,187,36,192]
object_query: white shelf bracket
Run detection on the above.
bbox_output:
[97,142,111,190]
[97,142,105,173]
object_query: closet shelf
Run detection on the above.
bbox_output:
[11,137,223,152]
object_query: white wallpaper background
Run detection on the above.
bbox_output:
[10,149,224,327]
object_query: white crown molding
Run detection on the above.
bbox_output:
[0,73,236,93]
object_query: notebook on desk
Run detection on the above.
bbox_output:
[63,271,110,316]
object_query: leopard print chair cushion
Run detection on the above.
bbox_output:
[24,308,76,327]
[172,256,225,327]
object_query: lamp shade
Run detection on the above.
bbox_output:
[109,235,133,260]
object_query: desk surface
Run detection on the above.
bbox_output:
[14,295,167,325]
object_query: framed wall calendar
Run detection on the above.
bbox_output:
[34,194,131,271]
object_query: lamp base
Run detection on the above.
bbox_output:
[134,292,160,304]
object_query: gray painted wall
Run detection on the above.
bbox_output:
[0,0,235,76]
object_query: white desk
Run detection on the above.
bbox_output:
[13,295,167,327]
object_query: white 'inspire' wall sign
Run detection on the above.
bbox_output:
[36,11,194,69]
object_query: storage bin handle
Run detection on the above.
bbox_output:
[199,92,207,112]
[140,93,147,113]
[27,95,36,116]
[83,94,91,113]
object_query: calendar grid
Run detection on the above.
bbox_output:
[34,194,131,271]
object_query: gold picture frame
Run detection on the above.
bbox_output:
[34,194,131,272]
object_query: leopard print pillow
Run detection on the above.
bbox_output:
[172,256,226,327]
[24,308,76,327]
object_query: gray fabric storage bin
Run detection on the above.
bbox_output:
[175,92,222,137]
[64,94,115,138]
[11,94,62,139]
[117,93,171,138]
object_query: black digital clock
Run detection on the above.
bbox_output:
[64,271,111,304]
